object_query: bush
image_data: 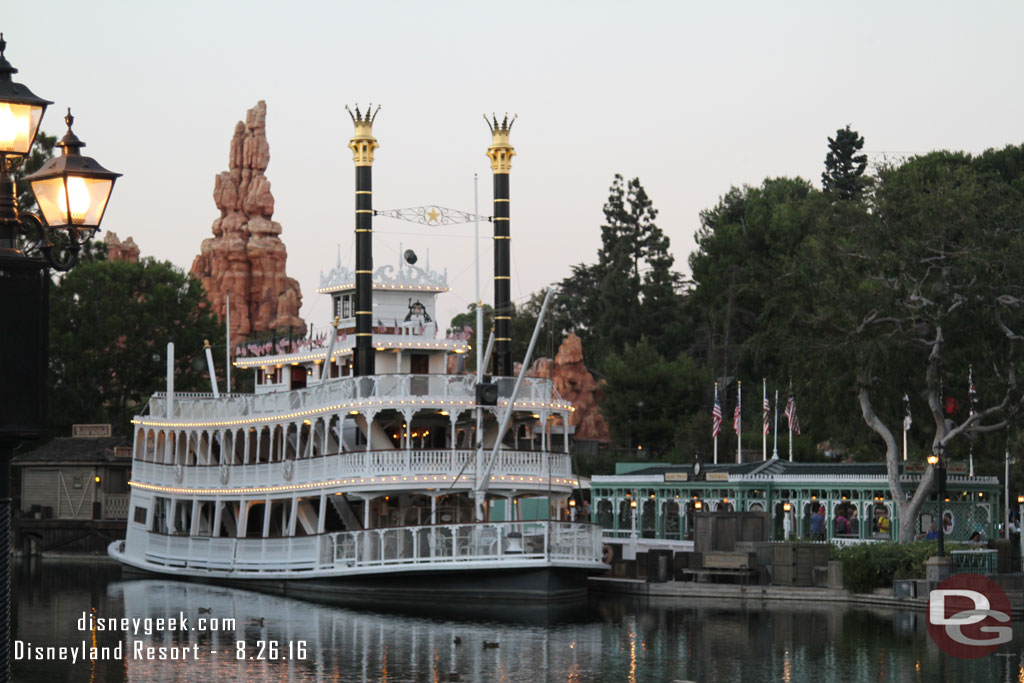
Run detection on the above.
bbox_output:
[834,541,938,593]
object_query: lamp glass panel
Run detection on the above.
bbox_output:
[30,175,113,227]
[29,176,66,226]
[0,102,43,155]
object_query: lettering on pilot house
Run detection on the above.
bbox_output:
[72,423,112,438]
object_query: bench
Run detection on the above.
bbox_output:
[681,567,758,585]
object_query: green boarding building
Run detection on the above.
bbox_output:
[590,458,1002,544]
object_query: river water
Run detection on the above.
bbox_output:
[10,559,1024,682]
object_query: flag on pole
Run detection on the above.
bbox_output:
[968,365,978,417]
[733,392,742,434]
[712,388,723,438]
[785,392,801,435]
[903,393,912,431]
[763,384,771,436]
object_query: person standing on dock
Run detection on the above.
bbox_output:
[810,504,825,541]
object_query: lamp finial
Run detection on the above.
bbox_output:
[56,108,84,156]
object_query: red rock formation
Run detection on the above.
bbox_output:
[104,232,139,263]
[550,333,609,442]
[510,333,609,443]
[191,101,304,344]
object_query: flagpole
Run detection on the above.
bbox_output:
[736,380,742,464]
[713,382,719,465]
[787,380,793,462]
[772,389,779,459]
[969,365,975,477]
[788,418,793,462]
[903,393,911,461]
[225,292,231,394]
[1005,445,1011,539]
[762,378,767,461]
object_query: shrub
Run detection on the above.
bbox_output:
[834,541,938,593]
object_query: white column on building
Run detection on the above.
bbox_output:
[262,498,272,537]
[317,494,327,534]
[449,412,458,455]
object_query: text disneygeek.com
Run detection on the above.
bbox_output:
[14,611,308,663]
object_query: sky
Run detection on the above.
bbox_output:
[7,1,1024,332]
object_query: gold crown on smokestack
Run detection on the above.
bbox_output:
[347,103,380,166]
[485,112,517,173]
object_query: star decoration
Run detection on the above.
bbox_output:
[426,207,440,223]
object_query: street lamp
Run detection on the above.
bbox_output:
[1017,495,1023,572]
[0,34,119,681]
[928,447,947,558]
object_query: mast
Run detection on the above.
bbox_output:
[485,114,516,377]
[348,104,380,377]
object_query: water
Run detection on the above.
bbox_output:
[11,559,1024,682]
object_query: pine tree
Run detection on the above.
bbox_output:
[590,175,681,365]
[822,125,868,201]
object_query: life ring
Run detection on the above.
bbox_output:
[601,544,614,564]
[219,463,230,485]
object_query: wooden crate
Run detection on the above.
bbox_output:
[694,512,770,553]
[704,551,756,570]
[773,564,795,586]
[771,544,794,564]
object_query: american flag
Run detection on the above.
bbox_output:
[968,366,978,417]
[763,388,771,436]
[712,391,722,438]
[785,393,801,435]
[733,396,741,435]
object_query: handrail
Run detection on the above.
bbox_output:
[137,519,604,574]
[142,373,564,422]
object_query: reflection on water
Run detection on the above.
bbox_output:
[11,558,1024,682]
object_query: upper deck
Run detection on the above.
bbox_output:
[138,374,571,427]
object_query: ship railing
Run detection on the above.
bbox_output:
[143,534,322,573]
[140,521,602,573]
[131,449,573,489]
[145,374,558,420]
[327,520,603,569]
[102,494,130,520]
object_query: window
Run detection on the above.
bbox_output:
[342,294,352,318]
[133,506,147,525]
[333,295,342,319]
[152,497,171,534]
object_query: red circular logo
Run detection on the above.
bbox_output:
[927,573,1012,658]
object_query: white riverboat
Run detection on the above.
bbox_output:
[109,109,605,600]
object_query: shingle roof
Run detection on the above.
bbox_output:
[12,437,131,465]
[611,459,890,478]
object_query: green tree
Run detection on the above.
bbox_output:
[688,177,829,389]
[786,147,1024,541]
[552,175,685,371]
[448,302,492,374]
[822,125,868,201]
[49,256,220,436]
[599,338,707,457]
[551,263,602,360]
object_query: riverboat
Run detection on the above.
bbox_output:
[108,109,605,600]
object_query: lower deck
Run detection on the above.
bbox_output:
[111,518,605,580]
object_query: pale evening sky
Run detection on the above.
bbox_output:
[6,1,1023,332]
